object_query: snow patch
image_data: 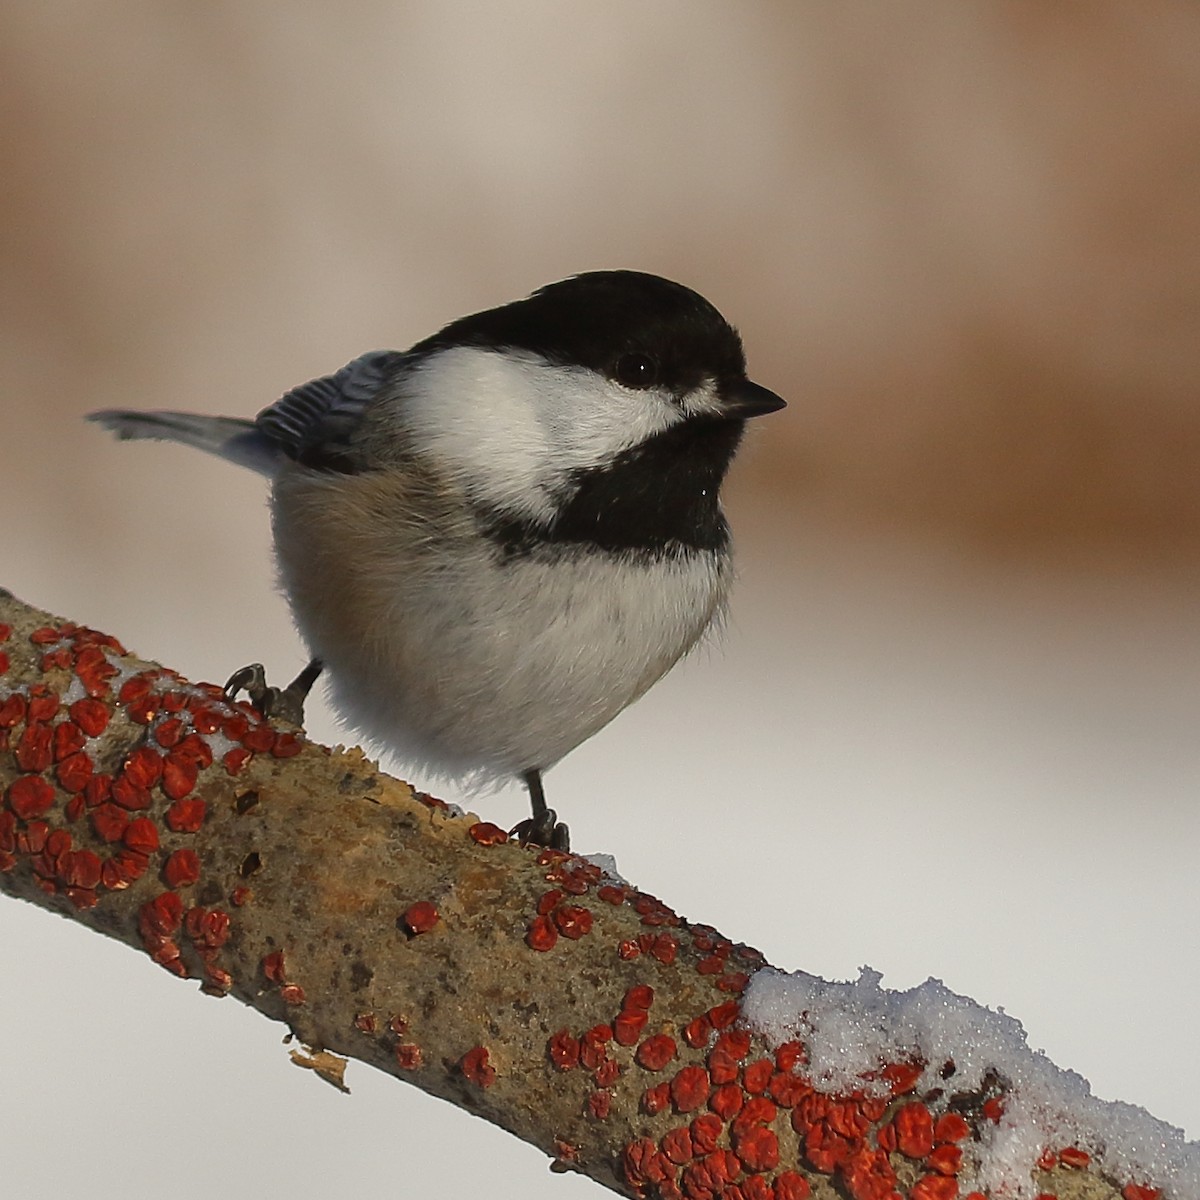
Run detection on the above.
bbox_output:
[742,966,1198,1199]
[582,851,626,884]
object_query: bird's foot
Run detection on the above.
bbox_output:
[510,810,571,851]
[223,659,323,727]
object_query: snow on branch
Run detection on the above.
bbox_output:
[0,587,1191,1200]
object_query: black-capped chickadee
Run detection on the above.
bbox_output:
[90,270,784,847]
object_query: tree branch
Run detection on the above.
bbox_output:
[0,588,1179,1200]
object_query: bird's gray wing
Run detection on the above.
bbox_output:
[255,350,406,471]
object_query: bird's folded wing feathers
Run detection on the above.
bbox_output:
[254,350,405,469]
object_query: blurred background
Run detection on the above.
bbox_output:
[2,4,1198,1198]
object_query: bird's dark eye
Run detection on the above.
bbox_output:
[614,352,659,390]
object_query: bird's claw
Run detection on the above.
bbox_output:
[223,660,320,727]
[510,809,570,851]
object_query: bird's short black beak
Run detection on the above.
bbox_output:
[719,378,787,418]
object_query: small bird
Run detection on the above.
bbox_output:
[90,270,784,847]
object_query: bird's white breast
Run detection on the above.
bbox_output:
[270,465,730,787]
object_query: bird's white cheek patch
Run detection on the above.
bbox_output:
[399,347,683,522]
[401,348,557,521]
[547,374,680,468]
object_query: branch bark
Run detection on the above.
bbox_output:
[0,588,1147,1200]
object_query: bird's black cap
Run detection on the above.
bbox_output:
[412,270,761,401]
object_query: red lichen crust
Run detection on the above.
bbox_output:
[461,1045,496,1088]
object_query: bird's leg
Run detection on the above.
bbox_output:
[223,658,324,727]
[510,768,570,850]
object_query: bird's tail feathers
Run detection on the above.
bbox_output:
[87,410,280,476]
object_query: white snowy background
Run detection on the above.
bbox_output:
[2,6,1198,1199]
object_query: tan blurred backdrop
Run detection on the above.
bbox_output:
[1,6,1198,1200]
[5,3,1200,569]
